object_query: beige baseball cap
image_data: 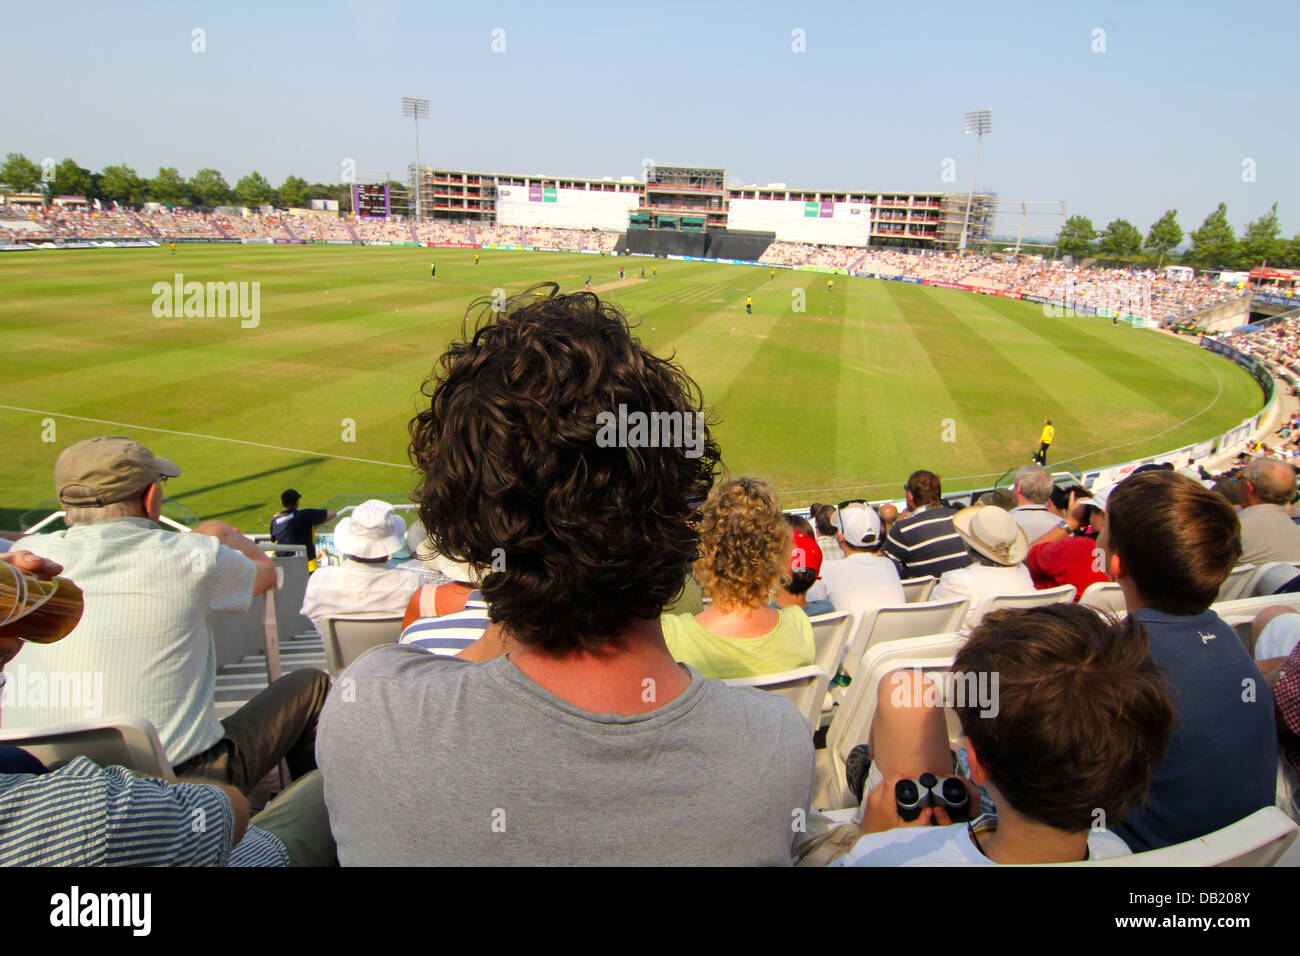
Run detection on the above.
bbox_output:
[55,437,181,507]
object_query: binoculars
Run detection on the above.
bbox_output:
[895,773,970,823]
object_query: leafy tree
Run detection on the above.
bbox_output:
[51,159,96,200]
[1281,234,1300,270]
[234,171,272,208]
[1144,209,1183,262]
[0,152,42,192]
[1056,215,1097,257]
[1096,218,1142,258]
[1240,202,1283,267]
[148,166,190,206]
[279,174,309,209]
[1188,203,1239,270]
[188,168,231,208]
[99,163,145,204]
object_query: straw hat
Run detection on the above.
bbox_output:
[952,505,1029,566]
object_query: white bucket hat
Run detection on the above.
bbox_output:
[952,505,1029,566]
[334,499,406,559]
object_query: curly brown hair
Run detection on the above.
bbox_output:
[408,283,721,651]
[693,476,791,612]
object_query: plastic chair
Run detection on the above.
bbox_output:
[723,665,829,732]
[976,584,1076,623]
[817,633,967,811]
[843,599,970,680]
[1078,582,1126,616]
[901,576,937,603]
[1216,564,1259,603]
[0,715,173,776]
[1246,561,1300,598]
[1035,807,1297,867]
[321,614,405,678]
[808,611,854,676]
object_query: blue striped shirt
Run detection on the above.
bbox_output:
[0,756,288,866]
[399,591,490,656]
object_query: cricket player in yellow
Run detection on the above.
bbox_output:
[1034,420,1055,465]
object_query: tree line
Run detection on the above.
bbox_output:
[1056,204,1299,271]
[0,153,353,212]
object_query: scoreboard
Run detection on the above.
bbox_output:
[352,183,390,220]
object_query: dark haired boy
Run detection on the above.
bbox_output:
[317,284,814,866]
[1099,470,1277,851]
[833,603,1175,865]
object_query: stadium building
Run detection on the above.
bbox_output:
[408,163,995,250]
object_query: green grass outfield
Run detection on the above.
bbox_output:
[0,244,1263,532]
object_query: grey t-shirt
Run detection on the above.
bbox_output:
[317,644,814,866]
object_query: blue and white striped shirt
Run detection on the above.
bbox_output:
[0,755,288,866]
[399,591,490,656]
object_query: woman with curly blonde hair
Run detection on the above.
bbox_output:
[661,476,815,679]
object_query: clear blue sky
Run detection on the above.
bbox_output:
[4,0,1296,238]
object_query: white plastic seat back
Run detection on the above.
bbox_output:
[820,633,966,811]
[0,714,173,776]
[1216,564,1258,603]
[723,665,828,731]
[842,599,969,680]
[1078,582,1126,616]
[975,584,1076,624]
[322,614,405,678]
[1029,807,1297,867]
[1247,561,1300,598]
[807,611,854,683]
[901,576,937,603]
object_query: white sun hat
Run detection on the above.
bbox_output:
[334,499,407,559]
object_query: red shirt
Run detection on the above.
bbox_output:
[1025,533,1110,600]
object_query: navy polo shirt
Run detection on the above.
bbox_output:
[1113,607,1278,852]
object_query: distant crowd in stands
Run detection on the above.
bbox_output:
[0,201,1247,326]
[0,204,621,253]
[760,241,1242,324]
[4,283,1300,868]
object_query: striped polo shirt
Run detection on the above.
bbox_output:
[881,505,973,580]
[399,590,490,656]
[0,755,288,866]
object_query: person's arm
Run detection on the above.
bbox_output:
[193,519,277,595]
[213,780,250,846]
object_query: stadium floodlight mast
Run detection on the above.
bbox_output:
[402,96,429,222]
[959,109,992,253]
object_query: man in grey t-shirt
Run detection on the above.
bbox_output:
[319,648,811,866]
[316,284,814,865]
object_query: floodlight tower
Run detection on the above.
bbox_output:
[959,109,992,253]
[402,96,429,222]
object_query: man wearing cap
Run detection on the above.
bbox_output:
[12,437,331,796]
[270,489,335,567]
[806,503,904,622]
[930,505,1036,628]
[300,499,422,633]
[773,525,834,618]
